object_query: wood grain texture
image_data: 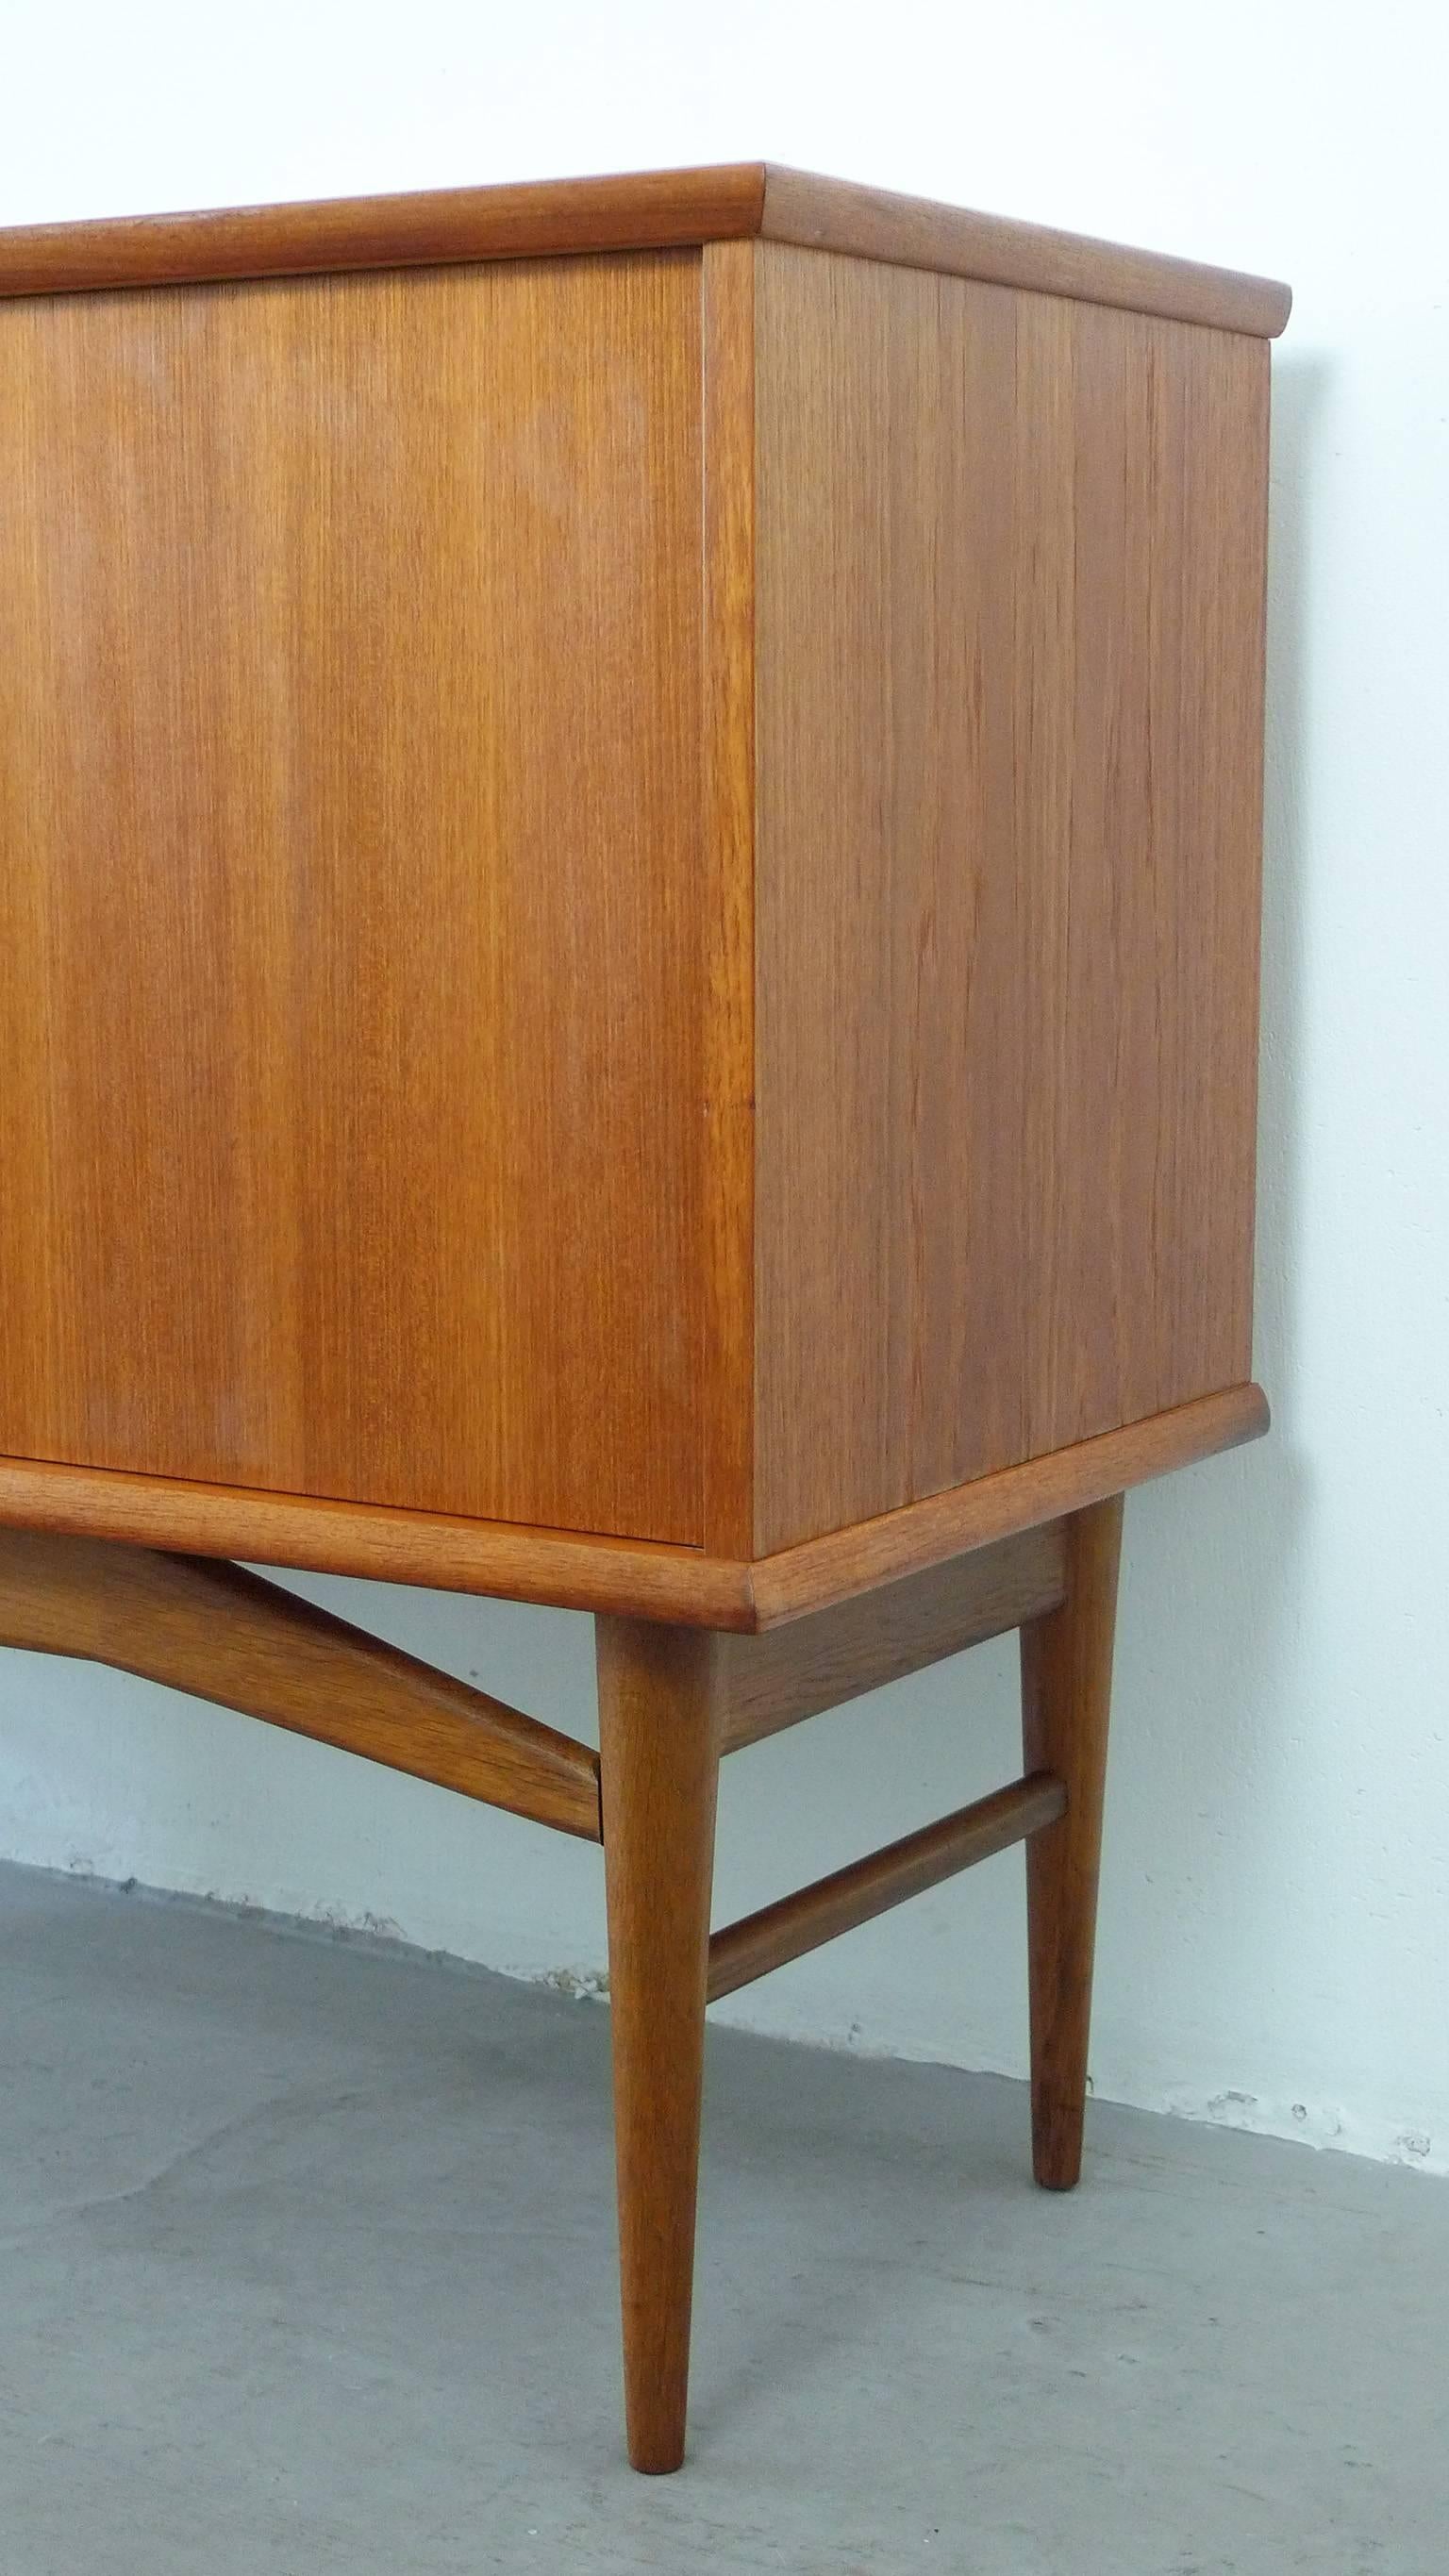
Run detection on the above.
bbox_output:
[0,250,704,1543]
[0,1527,600,1837]
[0,167,769,299]
[747,1385,1267,1626]
[1020,1494,1124,2187]
[0,1452,755,1626]
[0,166,1290,337]
[707,1772,1066,2003]
[698,241,758,1555]
[759,167,1291,336]
[0,1388,1262,1630]
[720,1525,1066,1753]
[752,244,1270,1553]
[597,1618,724,2472]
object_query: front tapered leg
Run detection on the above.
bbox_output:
[1020,1494,1124,2189]
[595,1617,723,2473]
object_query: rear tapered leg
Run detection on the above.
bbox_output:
[595,1616,723,2473]
[1019,1494,1124,2189]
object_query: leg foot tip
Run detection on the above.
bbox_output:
[627,2443,687,2476]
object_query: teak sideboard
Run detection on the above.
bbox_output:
[0,163,1289,2472]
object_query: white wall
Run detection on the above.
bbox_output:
[3,0,1446,2173]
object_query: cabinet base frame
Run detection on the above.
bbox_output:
[0,1491,1128,2474]
[0,1378,1261,1627]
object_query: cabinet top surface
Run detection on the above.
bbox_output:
[0,162,1290,336]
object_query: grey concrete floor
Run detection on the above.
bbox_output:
[0,1863,1443,2576]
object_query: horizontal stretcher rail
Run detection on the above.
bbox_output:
[706,1770,1066,2003]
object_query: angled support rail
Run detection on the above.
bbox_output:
[0,1527,600,1840]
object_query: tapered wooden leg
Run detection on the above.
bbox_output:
[595,1616,724,2473]
[1020,1494,1124,2190]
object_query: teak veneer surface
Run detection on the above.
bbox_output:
[697,238,758,1557]
[0,164,1291,336]
[0,177,1275,1584]
[0,250,706,1543]
[752,247,1270,1550]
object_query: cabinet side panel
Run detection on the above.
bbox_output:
[698,241,758,1555]
[753,244,1268,1552]
[0,251,705,1543]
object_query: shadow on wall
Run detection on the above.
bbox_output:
[1097,345,1326,2113]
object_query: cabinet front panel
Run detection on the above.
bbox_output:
[0,251,704,1542]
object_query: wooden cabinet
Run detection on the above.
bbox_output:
[0,165,1283,1617]
[0,166,1288,2476]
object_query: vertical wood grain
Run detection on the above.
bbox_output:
[1019,1493,1124,2187]
[597,1616,724,2472]
[698,241,758,1556]
[752,244,1269,1551]
[0,252,705,1543]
